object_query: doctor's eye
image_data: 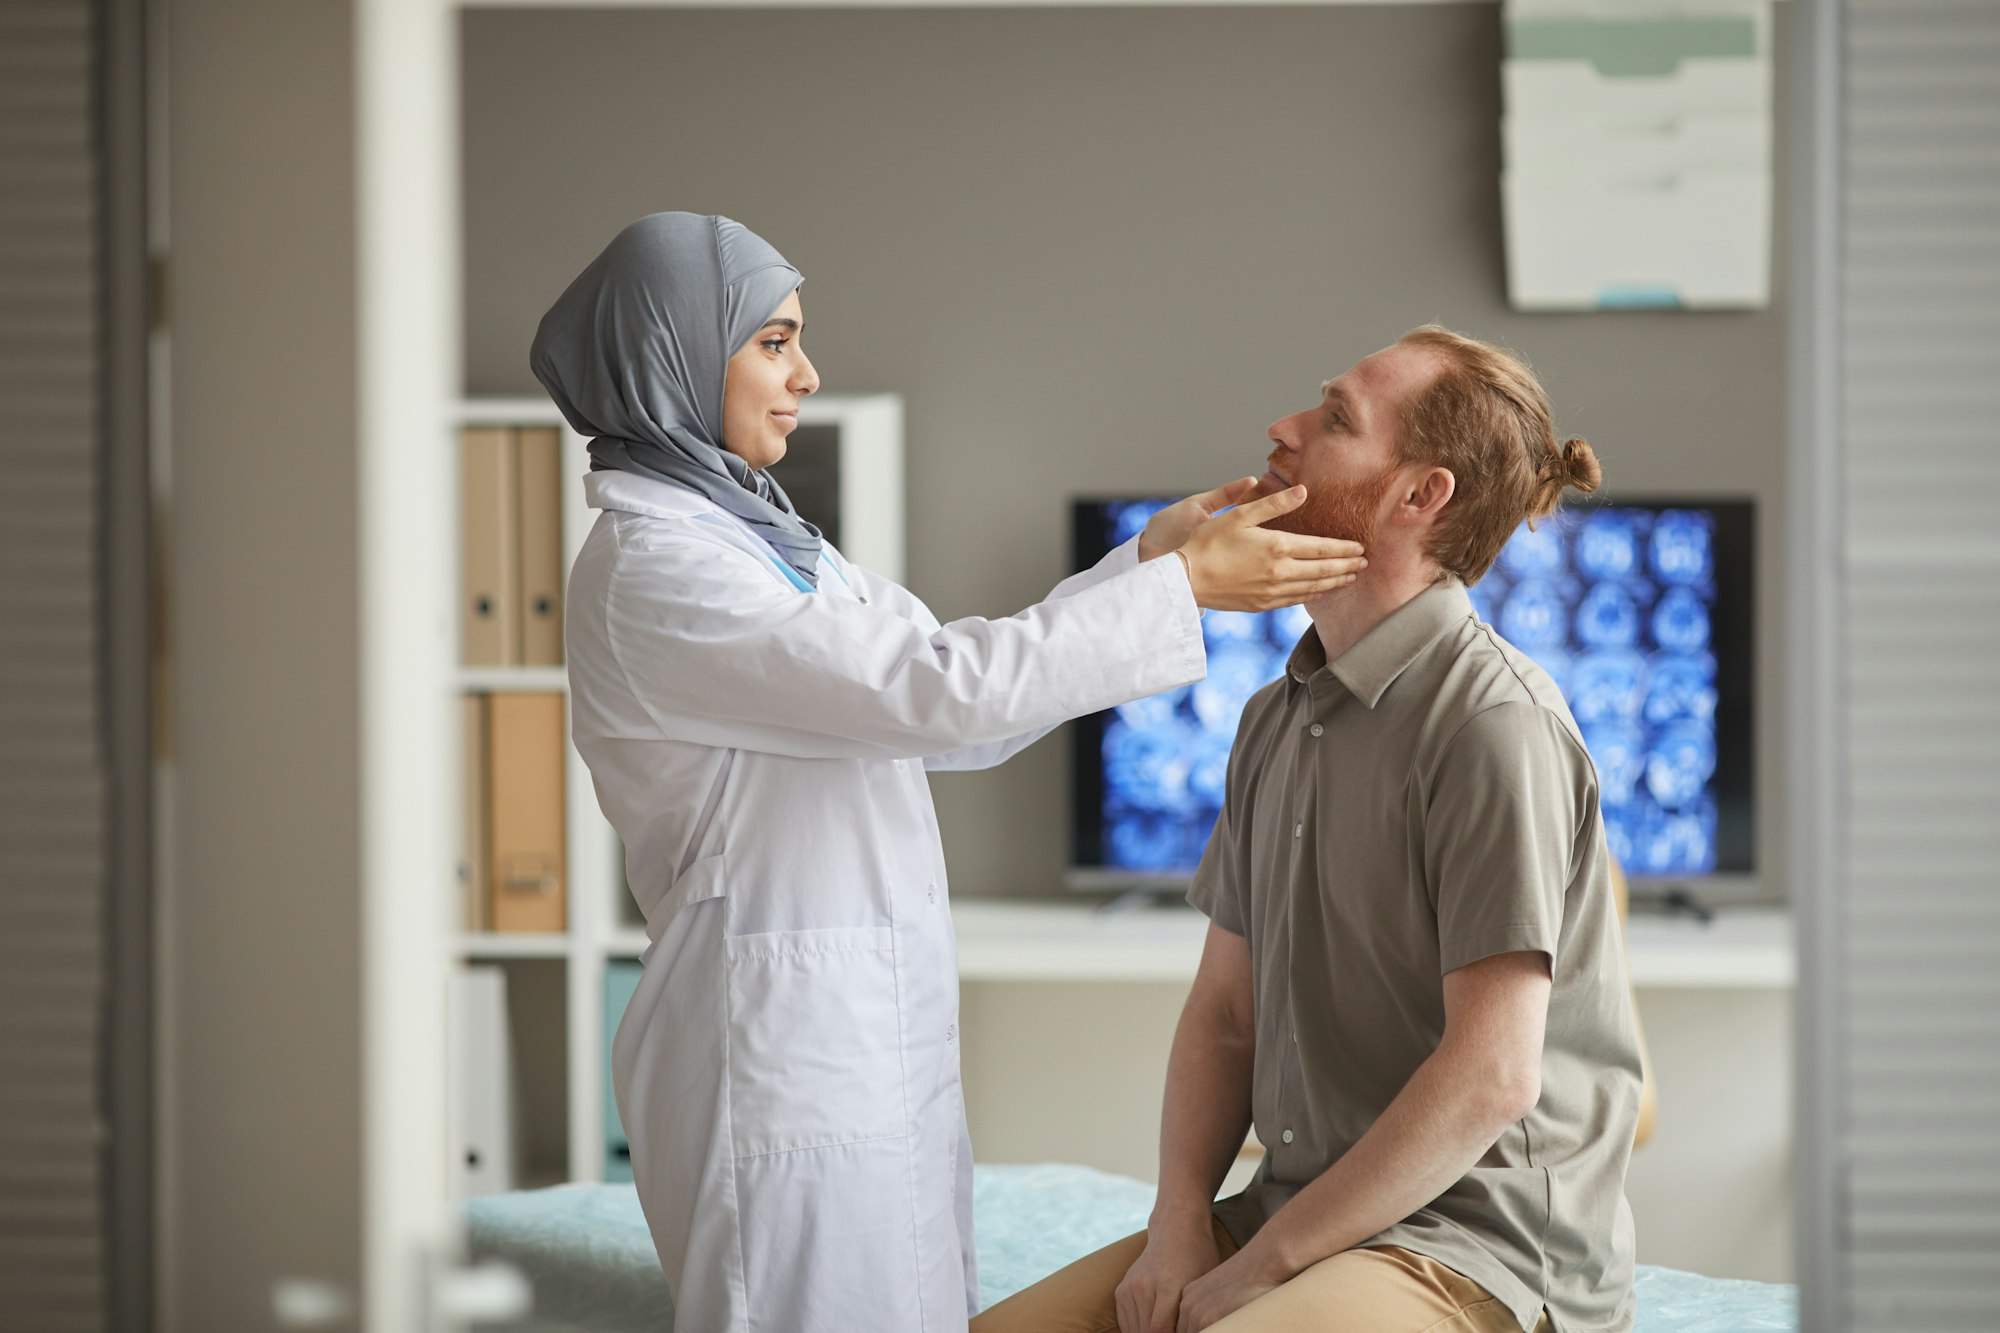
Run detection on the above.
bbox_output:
[761,336,790,353]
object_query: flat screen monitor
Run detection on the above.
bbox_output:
[1068,496,1755,889]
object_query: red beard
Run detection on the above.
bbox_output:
[1260,463,1400,548]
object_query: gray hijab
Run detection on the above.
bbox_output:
[529,212,822,587]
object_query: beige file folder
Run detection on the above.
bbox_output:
[515,427,564,666]
[461,427,519,666]
[459,694,488,932]
[486,692,566,933]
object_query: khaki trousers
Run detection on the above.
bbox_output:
[970,1219,1552,1333]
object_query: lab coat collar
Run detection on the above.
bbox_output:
[584,467,720,521]
[586,466,854,596]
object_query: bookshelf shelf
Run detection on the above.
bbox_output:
[455,932,571,960]
[456,666,569,693]
[604,930,650,960]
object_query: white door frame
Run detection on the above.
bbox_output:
[357,0,461,1326]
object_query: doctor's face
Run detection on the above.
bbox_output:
[721,289,820,469]
[1254,342,1443,550]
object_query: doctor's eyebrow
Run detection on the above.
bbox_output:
[761,318,801,333]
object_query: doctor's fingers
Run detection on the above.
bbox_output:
[1222,484,1308,527]
[1275,532,1366,562]
[1240,573,1360,610]
[1291,571,1363,595]
[1274,553,1368,583]
[1186,476,1261,516]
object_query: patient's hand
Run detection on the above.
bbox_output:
[1114,1216,1224,1333]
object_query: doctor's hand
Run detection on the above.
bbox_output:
[1138,477,1262,563]
[1175,484,1366,612]
[1114,1215,1225,1333]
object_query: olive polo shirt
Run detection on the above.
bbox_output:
[1189,576,1642,1333]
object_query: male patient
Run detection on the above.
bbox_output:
[974,326,1642,1333]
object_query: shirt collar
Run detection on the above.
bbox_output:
[1284,577,1476,709]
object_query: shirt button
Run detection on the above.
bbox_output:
[1293,822,1303,839]
[1309,723,1324,738]
[1281,1129,1295,1145]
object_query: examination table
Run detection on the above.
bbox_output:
[463,1162,1797,1331]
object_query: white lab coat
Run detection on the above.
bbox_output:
[567,469,1204,1332]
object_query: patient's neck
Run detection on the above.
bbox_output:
[1304,553,1445,664]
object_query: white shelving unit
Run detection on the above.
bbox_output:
[449,391,905,1192]
[951,899,1795,990]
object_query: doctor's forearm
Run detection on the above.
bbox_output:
[1149,1000,1255,1233]
[1238,1044,1528,1283]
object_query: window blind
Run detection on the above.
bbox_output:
[0,0,109,1328]
[1836,2,2000,1328]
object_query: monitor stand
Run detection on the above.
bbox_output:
[1094,884,1191,914]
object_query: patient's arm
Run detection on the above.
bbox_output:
[1227,949,1551,1286]
[1111,925,1256,1333]
[1150,923,1258,1230]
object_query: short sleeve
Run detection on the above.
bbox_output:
[1424,702,1592,976]
[1188,728,1255,938]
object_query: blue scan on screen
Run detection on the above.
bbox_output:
[1071,497,1754,884]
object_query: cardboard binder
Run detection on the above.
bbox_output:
[515,427,565,666]
[448,966,518,1197]
[461,427,519,666]
[459,694,488,932]
[486,692,567,933]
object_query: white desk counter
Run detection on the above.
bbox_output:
[951,899,1794,990]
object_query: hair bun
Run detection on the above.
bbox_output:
[1559,437,1602,495]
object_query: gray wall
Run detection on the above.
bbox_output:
[464,4,1789,903]
[164,1,363,1326]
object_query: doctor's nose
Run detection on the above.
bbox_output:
[792,353,820,398]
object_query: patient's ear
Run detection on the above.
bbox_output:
[1402,465,1455,521]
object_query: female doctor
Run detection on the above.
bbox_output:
[531,213,1365,1333]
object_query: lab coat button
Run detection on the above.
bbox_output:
[1281,1129,1295,1145]
[946,1024,956,1042]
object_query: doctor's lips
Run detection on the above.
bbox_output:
[771,407,800,433]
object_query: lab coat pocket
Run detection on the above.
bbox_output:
[725,924,907,1158]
